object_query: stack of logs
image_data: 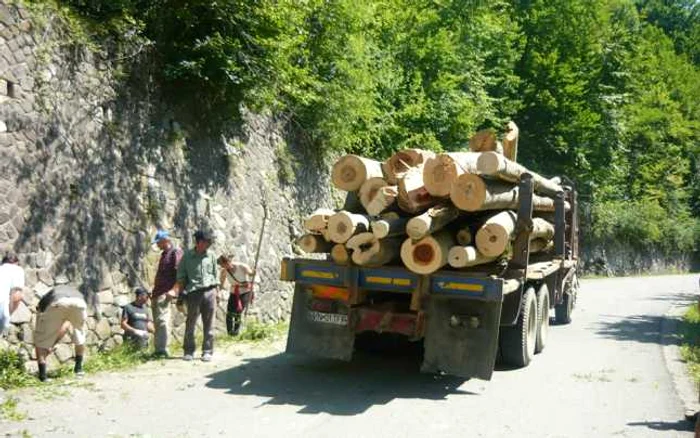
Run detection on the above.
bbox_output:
[296,122,565,275]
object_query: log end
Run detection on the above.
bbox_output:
[424,155,460,197]
[475,224,509,257]
[476,151,503,176]
[450,173,486,211]
[331,155,366,191]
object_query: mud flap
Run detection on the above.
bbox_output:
[285,285,355,361]
[421,298,502,380]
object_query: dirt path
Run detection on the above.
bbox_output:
[0,275,697,437]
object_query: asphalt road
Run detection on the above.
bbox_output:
[1,275,698,438]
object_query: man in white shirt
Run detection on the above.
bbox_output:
[217,254,255,336]
[0,253,25,335]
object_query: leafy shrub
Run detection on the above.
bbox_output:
[0,350,34,390]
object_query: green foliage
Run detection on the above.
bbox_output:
[681,304,700,383]
[0,350,34,390]
[82,343,152,373]
[0,396,27,422]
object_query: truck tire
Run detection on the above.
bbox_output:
[535,284,549,354]
[500,286,537,368]
[555,273,577,325]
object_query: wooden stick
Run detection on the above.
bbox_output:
[447,245,497,268]
[331,155,384,191]
[475,210,517,257]
[423,152,480,197]
[400,231,454,275]
[383,149,435,185]
[359,178,398,216]
[327,211,370,243]
[303,208,336,232]
[477,151,563,196]
[405,204,460,240]
[296,234,333,253]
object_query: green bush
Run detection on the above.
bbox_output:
[0,350,34,390]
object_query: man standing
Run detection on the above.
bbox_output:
[150,229,182,357]
[169,230,219,362]
[217,255,255,336]
[121,287,154,349]
[0,253,25,336]
[34,281,88,381]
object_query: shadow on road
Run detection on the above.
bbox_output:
[204,349,474,416]
[596,314,666,344]
[627,419,693,433]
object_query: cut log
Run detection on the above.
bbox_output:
[529,238,553,254]
[359,178,398,216]
[423,152,480,197]
[331,155,384,191]
[447,245,497,268]
[469,129,501,153]
[475,211,517,257]
[406,204,460,240]
[303,208,336,232]
[398,166,438,214]
[531,218,555,241]
[477,152,563,196]
[456,226,472,246]
[383,149,435,185]
[296,234,333,253]
[400,231,455,275]
[330,244,350,265]
[502,121,519,162]
[347,233,401,266]
[327,211,370,243]
[371,216,409,239]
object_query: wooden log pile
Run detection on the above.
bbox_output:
[299,122,565,275]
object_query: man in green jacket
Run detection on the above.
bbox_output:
[168,229,219,362]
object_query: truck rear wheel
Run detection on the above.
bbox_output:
[555,273,577,325]
[535,284,549,354]
[500,286,537,368]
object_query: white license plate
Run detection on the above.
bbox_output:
[308,310,348,326]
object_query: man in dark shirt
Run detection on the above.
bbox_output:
[121,287,154,349]
[150,229,182,357]
[34,281,88,381]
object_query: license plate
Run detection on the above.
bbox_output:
[308,310,348,326]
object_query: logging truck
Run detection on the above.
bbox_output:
[281,171,579,380]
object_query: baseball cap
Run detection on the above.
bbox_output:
[151,229,170,244]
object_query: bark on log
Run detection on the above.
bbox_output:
[359,178,398,216]
[296,234,333,253]
[405,204,460,240]
[330,244,350,265]
[332,155,384,191]
[327,211,370,243]
[502,121,519,162]
[423,152,480,197]
[383,149,435,185]
[475,211,517,257]
[531,217,555,241]
[529,238,553,254]
[447,245,497,268]
[451,174,561,212]
[371,216,409,239]
[469,129,501,153]
[303,208,336,232]
[477,152,563,196]
[398,166,438,214]
[456,226,472,246]
[400,230,455,275]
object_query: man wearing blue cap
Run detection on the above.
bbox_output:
[150,229,182,357]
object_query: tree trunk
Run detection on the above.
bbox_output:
[405,204,460,240]
[400,230,455,275]
[371,217,408,239]
[296,234,333,253]
[347,233,402,266]
[331,244,350,265]
[398,166,438,213]
[359,177,398,216]
[469,129,501,153]
[475,210,517,257]
[423,152,480,197]
[332,155,384,192]
[531,217,555,241]
[327,211,370,243]
[303,208,336,233]
[456,226,472,246]
[451,174,560,212]
[447,245,497,268]
[501,121,519,162]
[383,149,435,185]
[476,152,563,196]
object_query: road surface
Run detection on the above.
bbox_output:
[1,275,697,437]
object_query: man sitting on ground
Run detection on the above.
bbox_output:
[121,287,154,349]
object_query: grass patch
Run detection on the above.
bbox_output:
[0,396,27,421]
[0,350,35,390]
[680,304,700,383]
[168,320,289,355]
